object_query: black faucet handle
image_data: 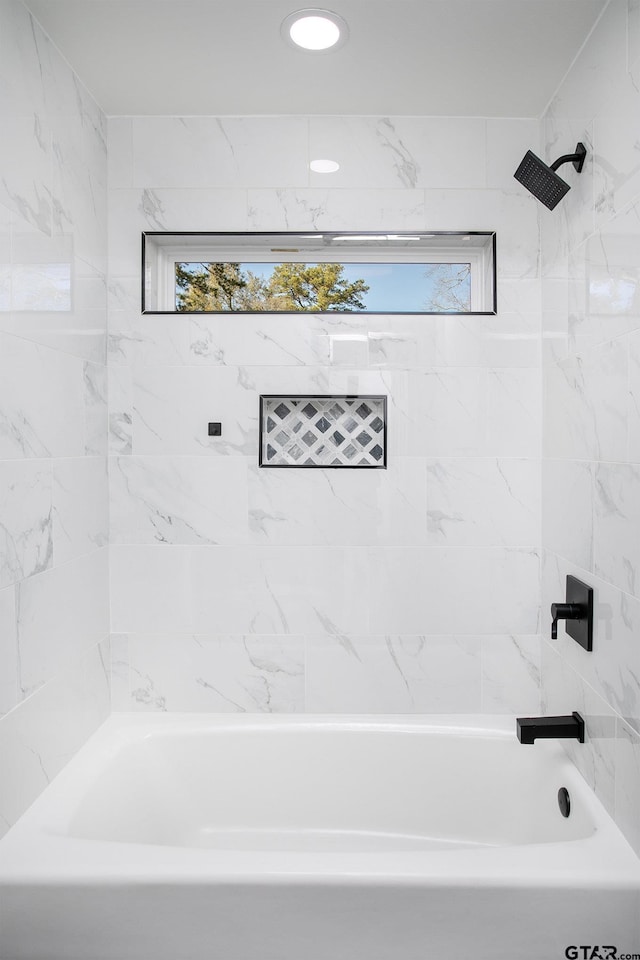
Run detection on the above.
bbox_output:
[550,602,583,639]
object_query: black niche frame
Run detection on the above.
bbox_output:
[259,394,388,469]
[141,231,498,316]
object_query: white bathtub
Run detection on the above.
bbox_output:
[0,714,639,960]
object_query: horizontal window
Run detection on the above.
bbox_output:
[143,232,496,315]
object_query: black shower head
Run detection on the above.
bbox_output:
[514,142,587,210]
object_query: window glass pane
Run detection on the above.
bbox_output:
[175,261,472,313]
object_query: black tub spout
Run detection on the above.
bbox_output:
[516,712,585,744]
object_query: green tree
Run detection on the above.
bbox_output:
[266,262,369,312]
[175,260,369,312]
[175,262,248,311]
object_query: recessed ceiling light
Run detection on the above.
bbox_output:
[281,9,349,52]
[310,158,340,173]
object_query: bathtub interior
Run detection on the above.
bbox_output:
[60,717,598,851]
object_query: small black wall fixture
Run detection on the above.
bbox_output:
[514,142,587,210]
[516,712,585,745]
[550,575,593,651]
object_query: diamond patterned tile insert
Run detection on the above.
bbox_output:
[261,396,386,467]
[343,417,358,434]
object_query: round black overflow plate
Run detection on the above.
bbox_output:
[558,786,571,818]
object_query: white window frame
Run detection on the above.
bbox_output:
[142,232,496,315]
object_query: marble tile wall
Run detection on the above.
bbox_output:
[0,0,109,838]
[108,114,543,718]
[540,0,640,855]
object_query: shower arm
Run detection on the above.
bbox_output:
[549,142,587,174]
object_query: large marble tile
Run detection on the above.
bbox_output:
[630,0,640,88]
[0,332,86,459]
[246,188,426,233]
[419,369,489,457]
[541,277,570,365]
[0,585,17,716]
[109,633,131,712]
[426,458,539,547]
[629,329,640,462]
[108,363,132,455]
[486,369,541,458]
[110,544,370,637]
[131,117,309,189]
[248,456,427,547]
[306,635,482,713]
[434,311,540,369]
[184,313,331,368]
[83,360,108,456]
[107,118,132,190]
[109,545,193,634]
[119,634,304,713]
[110,455,249,545]
[191,545,370,636]
[366,316,438,371]
[0,262,107,365]
[51,117,107,275]
[0,2,49,118]
[308,117,487,190]
[0,459,52,588]
[542,459,594,570]
[569,204,640,358]
[17,547,109,698]
[543,338,628,461]
[0,200,10,312]
[481,635,541,715]
[369,547,539,635]
[593,69,640,223]
[594,461,640,598]
[53,457,108,564]
[0,112,52,236]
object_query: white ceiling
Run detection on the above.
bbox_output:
[25,0,606,117]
